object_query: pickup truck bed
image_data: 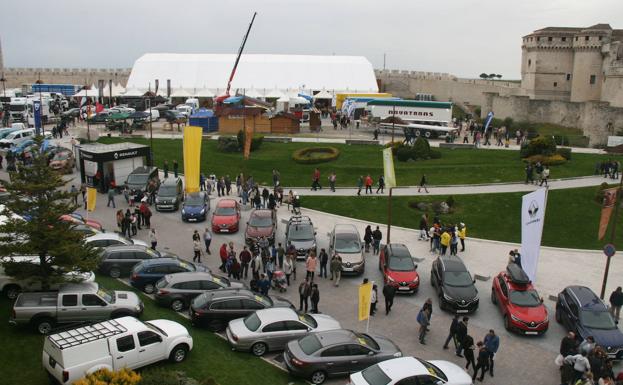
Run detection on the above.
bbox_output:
[15,292,57,307]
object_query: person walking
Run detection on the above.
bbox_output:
[383,282,396,315]
[193,238,202,263]
[364,225,373,253]
[370,284,378,316]
[277,243,285,268]
[450,231,459,256]
[219,243,228,272]
[306,251,317,281]
[372,226,382,255]
[149,229,157,250]
[251,251,262,281]
[203,228,212,255]
[417,306,431,344]
[484,329,500,377]
[70,185,79,206]
[443,314,460,350]
[357,175,363,196]
[565,351,591,384]
[459,223,467,252]
[540,165,550,186]
[525,163,534,184]
[456,317,469,357]
[418,174,429,193]
[328,172,336,192]
[173,160,178,178]
[107,188,116,208]
[283,255,293,286]
[365,174,373,194]
[318,248,328,278]
[330,254,342,286]
[376,175,385,194]
[609,287,623,323]
[472,342,490,382]
[310,284,320,313]
[239,246,252,279]
[311,168,321,191]
[163,160,169,178]
[463,334,476,371]
[440,228,450,256]
[298,278,311,312]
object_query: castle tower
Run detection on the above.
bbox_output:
[570,24,612,102]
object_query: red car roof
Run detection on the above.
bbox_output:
[216,199,237,208]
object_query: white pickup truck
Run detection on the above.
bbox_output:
[42,316,193,384]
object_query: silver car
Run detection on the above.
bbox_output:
[226,307,341,356]
[328,224,365,274]
[85,233,148,249]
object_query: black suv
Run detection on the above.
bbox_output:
[556,286,623,359]
[431,255,479,314]
[285,216,317,260]
[189,288,294,331]
[98,245,174,278]
[125,166,160,192]
[155,177,184,211]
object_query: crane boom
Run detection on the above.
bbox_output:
[223,12,257,99]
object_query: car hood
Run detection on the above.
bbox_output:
[442,283,478,302]
[290,239,315,250]
[387,269,418,282]
[581,326,623,349]
[272,296,295,309]
[340,251,364,265]
[183,204,206,213]
[246,226,274,238]
[508,303,548,323]
[429,360,473,385]
[147,319,190,339]
[212,215,237,225]
[311,314,341,331]
[114,291,141,307]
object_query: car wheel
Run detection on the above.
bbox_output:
[3,284,21,300]
[143,283,155,294]
[34,317,54,335]
[169,344,188,363]
[503,315,511,331]
[424,131,432,138]
[251,342,268,357]
[109,267,121,278]
[491,290,497,304]
[310,370,327,385]
[207,319,224,332]
[171,299,185,312]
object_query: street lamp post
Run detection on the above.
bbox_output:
[84,85,91,142]
[600,172,623,299]
[0,72,6,97]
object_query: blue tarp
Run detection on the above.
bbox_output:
[189,109,218,132]
[223,96,244,104]
[297,93,313,102]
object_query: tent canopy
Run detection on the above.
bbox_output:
[195,87,215,97]
[313,90,333,99]
[171,88,192,98]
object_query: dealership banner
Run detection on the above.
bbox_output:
[358,282,372,321]
[483,111,494,134]
[183,126,202,193]
[598,187,619,240]
[86,187,97,212]
[382,147,396,189]
[520,188,548,282]
[33,100,42,135]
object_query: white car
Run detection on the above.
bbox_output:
[42,316,193,384]
[175,104,192,117]
[109,106,136,114]
[348,356,473,385]
[85,233,148,249]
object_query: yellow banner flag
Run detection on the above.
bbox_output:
[382,147,396,189]
[86,187,97,212]
[358,282,372,321]
[183,126,203,193]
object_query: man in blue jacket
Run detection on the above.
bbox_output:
[483,329,500,377]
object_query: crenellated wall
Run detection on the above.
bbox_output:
[2,67,131,88]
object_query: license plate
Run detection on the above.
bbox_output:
[342,267,353,272]
[189,218,197,222]
[221,229,229,233]
[456,309,469,313]
[398,287,410,291]
[525,331,538,335]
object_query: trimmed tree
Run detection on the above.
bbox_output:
[0,138,100,291]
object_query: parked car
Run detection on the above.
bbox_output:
[431,255,479,314]
[491,264,548,335]
[9,138,34,155]
[9,282,143,334]
[181,191,210,222]
[60,213,103,231]
[348,356,473,385]
[0,128,35,149]
[284,329,402,384]
[85,232,148,249]
[226,307,341,356]
[155,177,184,211]
[155,272,245,311]
[86,112,111,124]
[108,106,136,114]
[556,285,623,359]
[42,316,192,385]
[130,258,209,294]
[285,216,317,260]
[163,110,187,124]
[125,166,159,192]
[48,149,75,174]
[189,288,294,331]
[72,224,102,237]
[328,224,364,274]
[0,255,95,299]
[379,243,419,294]
[245,209,277,245]
[98,245,173,278]
[211,198,241,233]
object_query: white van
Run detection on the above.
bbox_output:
[0,128,35,149]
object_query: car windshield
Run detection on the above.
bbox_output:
[158,186,177,196]
[249,215,273,227]
[288,224,314,241]
[215,207,236,216]
[127,174,148,184]
[298,334,322,355]
[243,312,261,332]
[144,321,168,337]
[443,271,474,287]
[361,364,392,385]
[335,233,361,253]
[417,358,448,382]
[388,256,415,271]
[97,287,114,303]
[185,195,205,205]
[509,290,542,307]
[580,310,617,330]
[179,261,196,272]
[298,313,318,329]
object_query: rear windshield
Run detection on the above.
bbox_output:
[354,332,380,350]
[361,364,392,385]
[127,174,148,184]
[192,294,209,308]
[298,313,318,329]
[298,334,322,355]
[243,313,261,332]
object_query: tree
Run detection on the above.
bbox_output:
[479,73,488,79]
[488,73,496,79]
[0,137,100,290]
[496,74,503,79]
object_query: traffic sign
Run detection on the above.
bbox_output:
[604,243,616,258]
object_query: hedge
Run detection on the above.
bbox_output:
[292,147,340,164]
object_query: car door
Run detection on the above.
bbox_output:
[136,330,166,366]
[433,261,442,294]
[566,296,580,332]
[213,299,244,323]
[497,277,510,313]
[120,251,137,275]
[111,334,139,369]
[282,320,310,347]
[261,321,290,349]
[319,345,351,375]
[345,344,376,373]
[58,294,81,322]
[81,293,110,321]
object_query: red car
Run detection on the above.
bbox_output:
[491,264,549,335]
[245,209,277,245]
[379,243,419,294]
[211,199,241,233]
[60,213,103,231]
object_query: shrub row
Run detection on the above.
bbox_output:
[523,154,567,166]
[292,146,340,164]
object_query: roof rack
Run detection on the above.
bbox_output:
[506,263,531,285]
[288,215,312,224]
[48,319,128,350]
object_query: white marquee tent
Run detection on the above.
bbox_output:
[126,54,379,94]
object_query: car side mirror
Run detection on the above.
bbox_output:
[415,264,418,269]
[540,297,544,303]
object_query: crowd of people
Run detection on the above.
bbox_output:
[417,213,467,255]
[596,160,621,180]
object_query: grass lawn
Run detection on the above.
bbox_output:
[302,185,622,250]
[0,276,302,385]
[98,137,618,187]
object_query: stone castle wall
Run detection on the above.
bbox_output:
[2,67,131,88]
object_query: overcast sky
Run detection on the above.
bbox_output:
[1,0,621,79]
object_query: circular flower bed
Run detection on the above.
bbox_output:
[292,146,340,164]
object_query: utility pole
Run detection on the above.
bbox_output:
[600,172,623,299]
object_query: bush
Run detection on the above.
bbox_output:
[395,146,412,162]
[526,136,557,156]
[413,137,431,159]
[556,147,572,160]
[236,130,264,152]
[595,182,612,203]
[217,136,239,152]
[73,368,141,385]
[523,154,567,166]
[503,117,514,129]
[292,147,340,164]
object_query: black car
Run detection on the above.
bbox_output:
[125,166,160,192]
[98,244,173,278]
[556,286,623,359]
[181,191,210,222]
[155,177,184,211]
[189,288,294,331]
[130,257,209,294]
[430,255,479,314]
[162,110,186,124]
[155,272,245,311]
